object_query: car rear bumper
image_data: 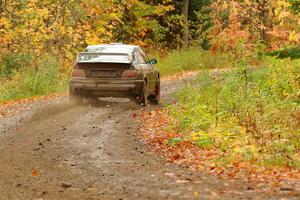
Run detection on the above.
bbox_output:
[70,78,144,97]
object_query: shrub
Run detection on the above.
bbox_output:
[266,46,300,60]
[168,57,300,168]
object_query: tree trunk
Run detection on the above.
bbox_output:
[181,0,189,49]
[0,0,3,13]
[257,0,269,43]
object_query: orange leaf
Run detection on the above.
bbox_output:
[31,169,38,177]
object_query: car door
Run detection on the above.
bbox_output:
[132,50,142,72]
[135,49,151,91]
[137,48,157,93]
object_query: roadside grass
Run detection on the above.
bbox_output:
[0,55,69,103]
[166,57,300,168]
[155,47,234,76]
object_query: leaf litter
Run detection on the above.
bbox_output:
[138,108,300,197]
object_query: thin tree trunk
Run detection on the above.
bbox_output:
[0,0,3,13]
[257,0,269,43]
[182,0,189,49]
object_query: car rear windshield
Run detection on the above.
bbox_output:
[77,53,133,64]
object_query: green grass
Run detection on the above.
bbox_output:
[0,55,69,103]
[168,57,300,168]
[155,47,234,76]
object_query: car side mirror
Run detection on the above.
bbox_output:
[149,59,157,65]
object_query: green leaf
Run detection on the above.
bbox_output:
[194,137,214,148]
[168,138,184,146]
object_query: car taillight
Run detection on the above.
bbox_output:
[122,70,137,78]
[71,69,85,77]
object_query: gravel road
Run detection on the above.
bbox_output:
[0,76,296,200]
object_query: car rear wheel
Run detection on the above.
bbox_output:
[137,81,149,106]
[153,80,160,105]
[69,88,83,104]
[148,79,160,105]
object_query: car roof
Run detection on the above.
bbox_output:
[84,44,139,54]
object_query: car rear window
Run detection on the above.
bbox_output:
[78,53,133,64]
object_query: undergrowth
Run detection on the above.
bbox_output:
[0,55,69,103]
[155,47,234,76]
[168,57,300,168]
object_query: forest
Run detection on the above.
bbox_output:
[0,0,300,170]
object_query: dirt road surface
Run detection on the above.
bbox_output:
[0,76,296,200]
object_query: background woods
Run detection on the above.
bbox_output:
[0,0,299,101]
[0,0,298,63]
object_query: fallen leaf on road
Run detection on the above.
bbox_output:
[31,170,38,177]
[164,173,176,178]
[61,182,72,188]
[194,191,200,198]
[176,179,190,183]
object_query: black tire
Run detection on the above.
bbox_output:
[148,79,160,105]
[152,79,160,105]
[69,88,83,104]
[137,80,149,106]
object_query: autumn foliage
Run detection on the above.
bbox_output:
[139,109,300,194]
